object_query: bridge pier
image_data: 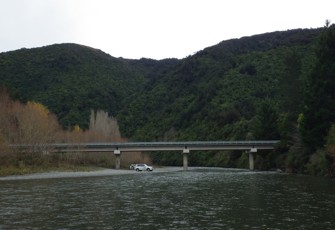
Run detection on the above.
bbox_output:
[183,148,189,170]
[249,148,257,170]
[114,150,121,169]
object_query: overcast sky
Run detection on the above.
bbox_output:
[0,0,334,60]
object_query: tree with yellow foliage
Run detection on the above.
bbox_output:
[0,89,61,151]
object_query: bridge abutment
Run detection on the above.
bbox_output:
[183,148,189,170]
[249,148,257,170]
[114,150,121,169]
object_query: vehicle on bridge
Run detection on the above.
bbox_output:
[134,164,153,171]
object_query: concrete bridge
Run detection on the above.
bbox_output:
[44,140,279,170]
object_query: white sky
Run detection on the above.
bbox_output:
[0,0,334,60]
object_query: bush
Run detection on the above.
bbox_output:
[305,150,331,176]
[236,152,249,169]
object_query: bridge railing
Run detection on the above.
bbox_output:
[10,140,280,148]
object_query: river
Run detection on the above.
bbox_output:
[0,167,334,229]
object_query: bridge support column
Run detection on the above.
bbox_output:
[249,148,257,170]
[114,150,121,169]
[183,148,189,171]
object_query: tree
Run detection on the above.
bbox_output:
[254,101,280,140]
[14,102,60,145]
[0,88,61,147]
[300,21,335,153]
[88,110,121,142]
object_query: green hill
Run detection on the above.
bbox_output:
[0,43,148,128]
[119,29,319,140]
[2,27,333,173]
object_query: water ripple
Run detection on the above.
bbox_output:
[0,168,335,229]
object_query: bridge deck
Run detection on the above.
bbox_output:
[46,140,279,152]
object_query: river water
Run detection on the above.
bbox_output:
[0,168,334,229]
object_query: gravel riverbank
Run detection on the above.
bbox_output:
[0,167,184,181]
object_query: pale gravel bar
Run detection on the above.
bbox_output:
[0,167,184,181]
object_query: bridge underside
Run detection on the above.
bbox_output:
[114,148,259,170]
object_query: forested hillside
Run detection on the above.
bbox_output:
[119,29,319,140]
[0,44,148,128]
[1,26,335,175]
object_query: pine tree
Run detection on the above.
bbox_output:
[254,101,280,140]
[300,20,335,153]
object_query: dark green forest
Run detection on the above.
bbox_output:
[1,25,335,175]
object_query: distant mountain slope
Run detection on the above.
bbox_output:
[3,26,335,174]
[118,28,320,139]
[0,43,147,128]
[0,28,323,169]
[115,28,322,167]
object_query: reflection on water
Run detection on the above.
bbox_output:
[1,168,335,229]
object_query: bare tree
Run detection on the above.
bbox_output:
[89,110,121,142]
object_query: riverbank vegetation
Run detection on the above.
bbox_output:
[1,22,334,176]
[0,90,149,175]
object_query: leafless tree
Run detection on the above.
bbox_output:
[89,110,121,142]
